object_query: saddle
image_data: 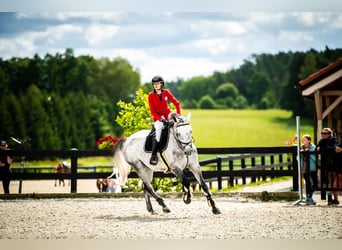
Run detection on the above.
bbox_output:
[144,124,170,153]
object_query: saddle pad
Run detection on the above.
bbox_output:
[144,125,170,153]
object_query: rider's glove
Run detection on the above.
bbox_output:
[161,119,168,126]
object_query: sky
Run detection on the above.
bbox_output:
[0,1,342,83]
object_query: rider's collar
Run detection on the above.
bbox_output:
[153,89,164,94]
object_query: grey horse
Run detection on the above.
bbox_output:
[111,113,221,215]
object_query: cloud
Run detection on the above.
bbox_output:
[85,23,119,46]
[0,37,36,58]
[0,12,341,82]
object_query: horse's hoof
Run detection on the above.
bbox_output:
[183,197,191,204]
[212,207,221,215]
[163,207,171,213]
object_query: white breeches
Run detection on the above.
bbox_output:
[154,120,164,142]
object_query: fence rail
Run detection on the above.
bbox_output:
[2,146,340,199]
[1,146,299,193]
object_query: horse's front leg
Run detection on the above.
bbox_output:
[58,179,65,186]
[190,165,221,215]
[173,167,192,204]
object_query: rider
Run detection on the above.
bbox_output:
[148,75,181,165]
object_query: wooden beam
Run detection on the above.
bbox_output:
[322,95,342,119]
[326,97,333,129]
[317,119,323,142]
[314,90,322,120]
[321,90,342,96]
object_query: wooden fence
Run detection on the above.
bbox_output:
[1,146,299,193]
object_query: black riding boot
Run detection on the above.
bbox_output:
[150,139,159,165]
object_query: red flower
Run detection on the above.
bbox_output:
[96,135,124,150]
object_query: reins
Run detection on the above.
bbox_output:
[172,121,193,154]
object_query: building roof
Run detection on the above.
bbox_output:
[298,58,342,96]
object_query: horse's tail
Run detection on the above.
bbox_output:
[112,138,131,185]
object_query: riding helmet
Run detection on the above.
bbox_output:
[151,75,164,87]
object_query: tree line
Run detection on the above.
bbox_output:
[0,47,341,150]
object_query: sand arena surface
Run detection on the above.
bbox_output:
[1,195,341,239]
[1,179,342,239]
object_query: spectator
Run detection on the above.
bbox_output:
[335,140,342,196]
[106,178,116,193]
[300,135,318,205]
[317,128,339,205]
[285,134,298,162]
[0,140,13,194]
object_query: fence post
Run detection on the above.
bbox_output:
[270,155,274,180]
[261,156,266,181]
[279,154,283,178]
[217,157,222,192]
[292,145,299,192]
[229,159,234,187]
[241,158,246,184]
[251,157,256,183]
[70,148,78,193]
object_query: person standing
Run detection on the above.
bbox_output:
[0,140,13,194]
[300,135,318,205]
[148,75,181,165]
[317,128,339,205]
[334,139,342,200]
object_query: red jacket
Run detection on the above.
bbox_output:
[148,89,181,121]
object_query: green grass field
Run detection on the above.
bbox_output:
[11,109,314,168]
[185,109,314,147]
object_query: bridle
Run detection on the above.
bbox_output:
[171,119,193,155]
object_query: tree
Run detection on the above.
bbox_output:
[178,76,214,107]
[298,53,318,80]
[21,85,53,149]
[67,92,95,149]
[199,95,216,109]
[44,93,69,149]
[247,72,271,109]
[215,83,239,99]
[115,88,152,136]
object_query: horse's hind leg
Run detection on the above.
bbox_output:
[142,181,171,214]
[143,185,155,214]
[137,167,170,214]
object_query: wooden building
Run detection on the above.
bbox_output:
[298,58,342,142]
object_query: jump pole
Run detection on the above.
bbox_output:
[293,116,305,205]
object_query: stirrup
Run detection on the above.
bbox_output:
[150,155,158,165]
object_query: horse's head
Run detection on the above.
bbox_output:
[54,163,62,173]
[96,178,109,193]
[170,113,194,155]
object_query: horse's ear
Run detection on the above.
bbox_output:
[186,112,191,121]
[171,113,178,122]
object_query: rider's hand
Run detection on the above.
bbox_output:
[161,119,168,126]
